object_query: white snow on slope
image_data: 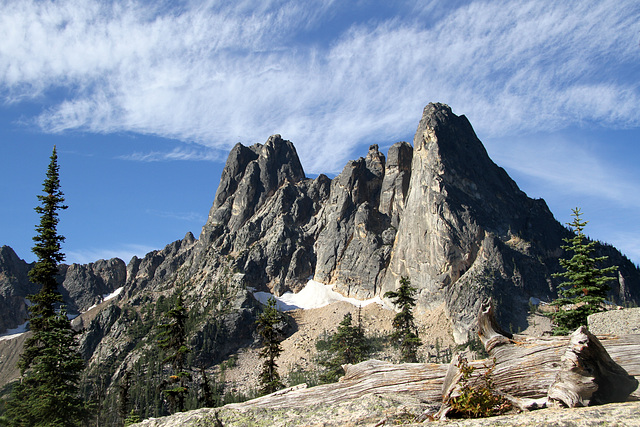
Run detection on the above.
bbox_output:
[0,321,29,342]
[103,287,123,302]
[85,286,124,312]
[253,280,389,311]
[0,288,126,341]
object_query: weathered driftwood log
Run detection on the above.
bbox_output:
[547,326,638,406]
[477,299,639,406]
[226,360,450,410]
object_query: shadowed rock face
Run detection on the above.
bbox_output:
[193,103,639,341]
[1,103,639,345]
[0,246,125,331]
[0,245,36,332]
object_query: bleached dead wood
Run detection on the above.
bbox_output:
[227,359,450,410]
[478,299,639,406]
[547,326,638,406]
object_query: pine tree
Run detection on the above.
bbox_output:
[550,208,617,335]
[199,365,217,408]
[5,147,87,426]
[320,311,370,383]
[118,370,133,424]
[256,298,284,395]
[385,276,422,362]
[123,410,141,426]
[157,292,191,413]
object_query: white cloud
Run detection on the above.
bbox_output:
[65,243,157,265]
[1,0,639,175]
[120,145,223,162]
[490,135,640,209]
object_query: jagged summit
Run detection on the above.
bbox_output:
[1,103,638,344]
[204,134,305,236]
[1,102,639,419]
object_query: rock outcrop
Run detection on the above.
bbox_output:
[2,102,640,423]
[59,258,127,313]
[588,307,640,335]
[0,245,127,333]
[3,103,639,342]
[0,246,36,332]
[189,102,640,342]
[383,103,570,340]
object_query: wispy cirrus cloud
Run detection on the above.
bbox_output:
[120,145,223,162]
[491,135,640,209]
[65,243,157,265]
[1,0,639,173]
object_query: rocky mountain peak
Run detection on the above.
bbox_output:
[379,141,412,226]
[365,144,385,178]
[203,135,305,240]
[2,102,638,353]
[191,103,638,341]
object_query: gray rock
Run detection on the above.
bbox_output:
[190,103,640,342]
[0,245,36,332]
[588,308,640,335]
[379,141,412,227]
[133,396,640,426]
[60,258,126,313]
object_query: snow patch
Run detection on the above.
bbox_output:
[104,286,124,302]
[84,287,124,312]
[253,280,389,311]
[0,321,29,342]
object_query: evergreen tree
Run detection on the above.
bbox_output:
[157,292,191,414]
[550,208,617,335]
[199,365,217,408]
[320,311,370,383]
[384,276,422,362]
[123,410,141,426]
[5,147,87,426]
[118,370,133,425]
[256,298,284,395]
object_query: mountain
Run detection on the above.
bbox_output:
[1,102,638,422]
[197,102,639,340]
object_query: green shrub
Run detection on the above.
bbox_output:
[449,357,510,418]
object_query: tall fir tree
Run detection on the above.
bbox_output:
[5,146,87,426]
[320,311,370,383]
[118,370,133,424]
[385,276,422,362]
[157,292,191,414]
[551,208,617,335]
[256,297,284,395]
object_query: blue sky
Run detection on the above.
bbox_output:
[1,0,639,266]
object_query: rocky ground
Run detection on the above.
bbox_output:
[136,394,640,426]
[588,307,640,335]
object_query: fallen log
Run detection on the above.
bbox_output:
[136,303,640,426]
[226,359,450,410]
[477,299,639,406]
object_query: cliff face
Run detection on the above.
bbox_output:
[2,103,638,342]
[0,246,36,333]
[1,103,639,417]
[191,103,639,341]
[382,103,569,340]
[0,246,126,331]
